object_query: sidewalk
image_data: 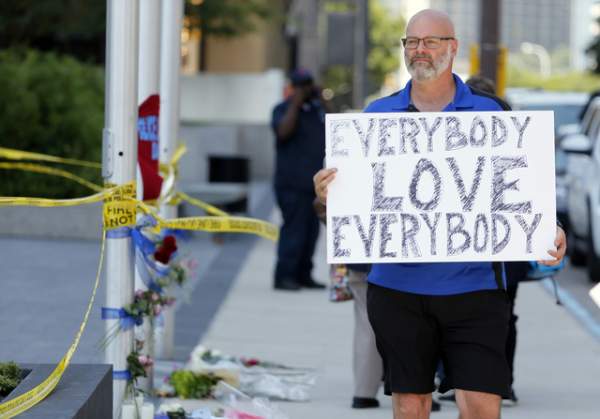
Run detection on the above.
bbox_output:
[173,208,600,419]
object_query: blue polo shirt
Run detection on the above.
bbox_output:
[272,99,326,193]
[366,74,508,295]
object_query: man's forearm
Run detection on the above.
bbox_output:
[276,105,301,141]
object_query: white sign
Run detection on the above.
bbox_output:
[325,111,556,264]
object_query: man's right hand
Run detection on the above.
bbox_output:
[291,88,308,108]
[313,168,337,205]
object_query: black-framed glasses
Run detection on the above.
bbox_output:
[401,36,455,49]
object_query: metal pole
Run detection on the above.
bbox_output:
[135,0,161,393]
[479,0,500,85]
[155,0,184,360]
[353,0,369,109]
[103,0,139,416]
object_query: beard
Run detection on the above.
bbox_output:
[406,44,453,81]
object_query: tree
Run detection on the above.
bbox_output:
[323,0,405,108]
[0,0,106,63]
[0,0,273,65]
[586,18,600,74]
[367,0,405,92]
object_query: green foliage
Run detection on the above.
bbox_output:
[507,65,600,92]
[0,1,106,63]
[185,0,271,38]
[323,0,405,103]
[169,370,221,399]
[0,362,21,397]
[586,17,600,74]
[0,49,104,198]
[367,0,404,92]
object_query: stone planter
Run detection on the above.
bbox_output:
[2,364,112,418]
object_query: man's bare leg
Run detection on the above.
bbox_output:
[392,393,432,419]
[455,389,501,419]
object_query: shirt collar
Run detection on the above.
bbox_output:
[392,73,474,111]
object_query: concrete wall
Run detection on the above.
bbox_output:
[179,123,275,184]
[180,69,285,125]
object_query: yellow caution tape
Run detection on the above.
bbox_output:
[169,143,187,168]
[159,143,187,178]
[0,191,108,207]
[154,143,186,208]
[162,216,278,241]
[0,233,106,418]
[103,182,137,229]
[0,153,277,239]
[0,162,104,192]
[0,147,102,169]
[137,201,278,241]
[173,191,229,217]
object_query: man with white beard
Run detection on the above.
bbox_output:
[313,9,566,419]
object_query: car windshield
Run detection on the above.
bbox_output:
[519,104,583,130]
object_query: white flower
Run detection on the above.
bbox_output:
[191,345,206,358]
[158,402,183,413]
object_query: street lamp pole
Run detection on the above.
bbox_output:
[155,0,184,360]
[353,0,369,109]
[479,0,501,85]
[135,0,162,393]
[103,0,139,416]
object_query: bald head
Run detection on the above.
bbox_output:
[406,9,455,38]
[403,9,457,82]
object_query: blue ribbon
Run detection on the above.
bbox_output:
[137,214,158,228]
[101,307,143,330]
[113,370,132,381]
[106,227,132,239]
[135,250,164,293]
[131,228,156,256]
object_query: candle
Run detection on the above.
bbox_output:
[141,402,154,419]
[121,403,135,419]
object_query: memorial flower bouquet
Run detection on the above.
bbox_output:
[153,235,178,264]
[127,349,154,384]
[150,234,197,289]
[125,289,175,321]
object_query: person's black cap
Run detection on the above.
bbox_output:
[290,68,314,86]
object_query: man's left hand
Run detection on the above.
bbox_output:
[538,226,567,266]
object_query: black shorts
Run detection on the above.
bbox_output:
[367,283,511,397]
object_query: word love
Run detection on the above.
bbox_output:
[330,114,531,157]
[371,156,531,214]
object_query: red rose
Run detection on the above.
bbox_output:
[162,235,177,250]
[154,249,170,264]
[154,235,178,263]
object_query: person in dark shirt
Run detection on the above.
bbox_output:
[271,69,327,291]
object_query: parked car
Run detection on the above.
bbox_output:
[505,89,588,234]
[562,96,600,281]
